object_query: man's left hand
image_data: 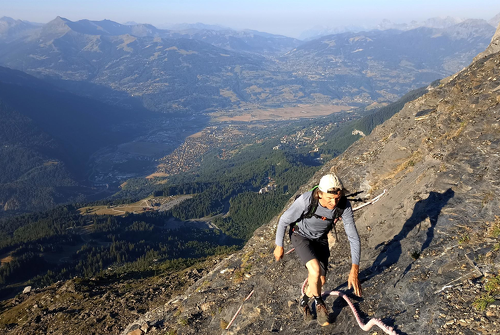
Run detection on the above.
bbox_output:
[348,264,362,297]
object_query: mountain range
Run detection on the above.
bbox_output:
[0,15,497,114]
[283,19,495,101]
[0,16,41,42]
[300,15,498,40]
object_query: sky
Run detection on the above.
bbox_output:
[2,0,500,38]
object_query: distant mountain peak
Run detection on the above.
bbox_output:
[377,16,464,31]
[421,16,464,28]
[38,17,163,38]
[443,19,495,40]
[0,16,40,41]
[166,22,230,31]
[41,16,72,38]
[45,16,71,28]
[474,19,500,61]
[0,16,17,23]
[53,16,70,23]
[489,12,500,28]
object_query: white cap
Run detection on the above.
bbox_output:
[318,173,344,193]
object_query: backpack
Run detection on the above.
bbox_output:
[288,186,347,240]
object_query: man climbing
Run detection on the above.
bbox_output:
[274,173,362,326]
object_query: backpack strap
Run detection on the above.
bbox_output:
[327,195,347,240]
[333,195,347,220]
[303,186,320,219]
[288,186,319,240]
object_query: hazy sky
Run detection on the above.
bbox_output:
[2,0,500,37]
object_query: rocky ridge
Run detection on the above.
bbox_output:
[0,257,226,334]
[122,24,500,335]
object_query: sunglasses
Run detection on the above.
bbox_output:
[326,188,342,194]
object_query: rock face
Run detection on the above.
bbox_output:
[123,33,500,334]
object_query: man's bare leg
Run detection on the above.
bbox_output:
[305,259,329,326]
[305,259,325,297]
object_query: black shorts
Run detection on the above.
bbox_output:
[291,232,330,276]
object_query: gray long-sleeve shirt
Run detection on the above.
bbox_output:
[275,191,361,265]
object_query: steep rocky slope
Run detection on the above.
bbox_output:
[0,256,230,334]
[122,25,500,335]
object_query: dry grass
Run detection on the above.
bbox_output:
[196,280,211,292]
[379,133,393,143]
[370,150,423,191]
[220,319,229,329]
[78,196,177,216]
[43,161,59,166]
[0,255,13,265]
[187,131,204,139]
[482,192,495,208]
[415,171,428,184]
[145,172,169,179]
[233,250,253,284]
[444,121,468,141]
[488,216,500,238]
[0,291,84,327]
[389,150,422,176]
[245,85,264,93]
[219,89,239,102]
[452,121,468,138]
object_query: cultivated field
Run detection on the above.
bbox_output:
[211,104,352,122]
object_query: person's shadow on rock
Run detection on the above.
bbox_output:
[359,188,454,282]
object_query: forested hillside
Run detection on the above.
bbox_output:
[320,85,431,156]
[0,207,239,294]
[0,67,159,214]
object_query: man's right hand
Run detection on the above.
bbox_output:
[274,246,284,261]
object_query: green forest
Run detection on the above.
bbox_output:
[0,207,239,293]
[0,138,319,293]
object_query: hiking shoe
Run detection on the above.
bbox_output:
[316,303,330,326]
[298,303,313,322]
